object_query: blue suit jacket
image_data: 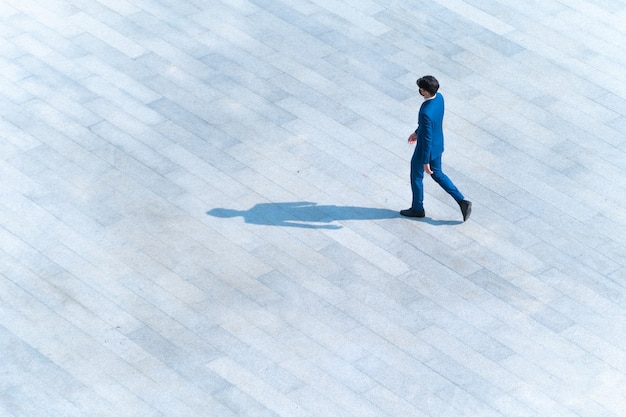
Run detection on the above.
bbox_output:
[414,93,445,164]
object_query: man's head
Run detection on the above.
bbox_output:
[416,75,439,97]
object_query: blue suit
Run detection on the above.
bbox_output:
[410,93,464,210]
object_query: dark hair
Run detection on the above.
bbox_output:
[416,75,439,95]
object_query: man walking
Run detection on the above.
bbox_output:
[400,75,472,221]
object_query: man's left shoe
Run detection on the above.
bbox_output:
[400,208,425,218]
[459,200,472,222]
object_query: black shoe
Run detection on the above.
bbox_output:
[400,208,425,218]
[459,200,472,222]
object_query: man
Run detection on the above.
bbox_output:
[400,75,472,221]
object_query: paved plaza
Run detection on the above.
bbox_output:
[1,0,626,416]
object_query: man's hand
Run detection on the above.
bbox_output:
[424,163,433,175]
[408,132,417,144]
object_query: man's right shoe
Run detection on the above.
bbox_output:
[459,200,472,222]
[400,208,425,218]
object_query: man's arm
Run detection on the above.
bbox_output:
[419,114,434,174]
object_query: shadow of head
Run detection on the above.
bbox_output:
[206,208,241,218]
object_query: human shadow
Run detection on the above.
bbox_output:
[421,218,463,226]
[207,201,399,229]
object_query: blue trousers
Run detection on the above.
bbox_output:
[411,154,464,210]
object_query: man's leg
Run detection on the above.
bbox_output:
[402,152,426,217]
[410,153,425,211]
[430,156,472,221]
[429,156,464,202]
